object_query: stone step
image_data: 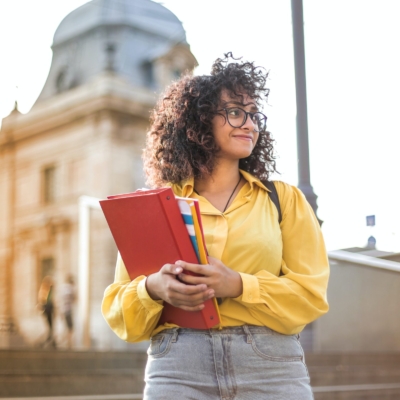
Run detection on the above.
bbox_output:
[0,349,147,373]
[0,349,147,397]
[308,364,400,386]
[3,368,141,376]
[0,373,145,398]
[306,352,400,387]
[313,383,400,400]
[305,352,400,367]
[0,396,143,400]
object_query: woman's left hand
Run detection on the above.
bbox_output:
[176,256,243,298]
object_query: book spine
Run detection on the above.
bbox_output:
[193,201,209,256]
[190,202,208,264]
[158,189,198,264]
[177,199,200,261]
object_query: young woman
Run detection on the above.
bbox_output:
[102,54,329,399]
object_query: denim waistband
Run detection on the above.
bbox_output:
[161,325,281,336]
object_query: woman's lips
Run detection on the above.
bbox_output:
[233,135,252,141]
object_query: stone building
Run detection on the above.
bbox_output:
[0,0,197,349]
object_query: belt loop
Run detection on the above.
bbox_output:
[171,328,179,343]
[242,325,252,344]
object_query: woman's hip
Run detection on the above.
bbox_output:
[144,325,313,400]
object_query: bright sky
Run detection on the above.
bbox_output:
[1,0,400,252]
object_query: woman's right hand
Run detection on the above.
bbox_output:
[145,263,215,312]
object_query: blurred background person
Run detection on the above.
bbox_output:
[60,274,76,349]
[37,275,56,348]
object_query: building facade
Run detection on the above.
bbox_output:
[0,0,197,349]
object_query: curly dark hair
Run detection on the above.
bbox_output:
[143,53,277,188]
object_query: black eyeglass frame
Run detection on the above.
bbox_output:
[217,107,267,133]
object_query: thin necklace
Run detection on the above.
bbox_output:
[194,175,242,213]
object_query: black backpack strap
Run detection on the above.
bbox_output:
[263,180,282,224]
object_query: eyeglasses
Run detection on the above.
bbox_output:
[217,107,267,133]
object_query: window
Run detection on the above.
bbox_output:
[56,68,68,93]
[142,61,155,87]
[172,68,181,80]
[40,257,55,281]
[43,166,57,203]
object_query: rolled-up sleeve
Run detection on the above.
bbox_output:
[101,253,164,342]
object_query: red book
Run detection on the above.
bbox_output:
[99,187,220,329]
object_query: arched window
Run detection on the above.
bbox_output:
[56,68,68,93]
[142,61,155,87]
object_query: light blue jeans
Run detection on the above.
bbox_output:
[144,325,313,400]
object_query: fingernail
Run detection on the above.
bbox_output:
[176,260,183,266]
[175,267,182,273]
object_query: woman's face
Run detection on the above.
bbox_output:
[212,90,260,161]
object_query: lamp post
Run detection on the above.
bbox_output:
[291,0,322,225]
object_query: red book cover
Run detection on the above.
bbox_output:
[99,187,220,329]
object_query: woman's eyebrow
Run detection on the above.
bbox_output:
[223,100,258,110]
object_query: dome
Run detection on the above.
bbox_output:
[34,0,196,105]
[53,0,186,46]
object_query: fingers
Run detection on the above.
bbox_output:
[163,275,215,309]
[161,263,183,276]
[176,260,206,275]
[166,287,214,311]
[168,275,208,294]
[170,287,215,303]
[159,263,210,294]
[178,304,206,312]
[167,280,215,303]
[157,262,217,311]
[177,273,207,285]
[207,256,220,266]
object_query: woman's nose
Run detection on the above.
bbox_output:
[242,113,256,131]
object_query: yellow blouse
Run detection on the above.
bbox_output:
[101,170,329,342]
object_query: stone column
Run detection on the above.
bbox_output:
[0,134,23,347]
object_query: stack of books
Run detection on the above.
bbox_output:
[100,188,220,329]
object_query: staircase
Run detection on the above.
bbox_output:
[1,350,400,399]
[307,353,400,399]
[0,349,147,398]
